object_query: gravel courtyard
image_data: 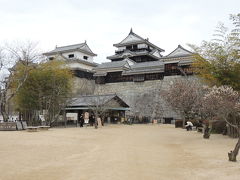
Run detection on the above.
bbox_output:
[0,124,239,180]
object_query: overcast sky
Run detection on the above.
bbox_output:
[0,0,239,63]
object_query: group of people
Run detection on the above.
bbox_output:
[78,113,105,127]
[79,114,94,127]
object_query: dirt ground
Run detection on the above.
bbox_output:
[0,124,240,180]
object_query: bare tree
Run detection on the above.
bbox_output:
[0,47,4,70]
[150,82,165,122]
[0,41,41,122]
[88,95,109,129]
[43,94,74,126]
[202,86,240,161]
[162,78,205,127]
[0,47,5,121]
[5,41,42,65]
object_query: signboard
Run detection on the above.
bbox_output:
[66,113,78,121]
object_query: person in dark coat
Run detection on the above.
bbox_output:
[79,114,84,127]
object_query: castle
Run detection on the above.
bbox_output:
[44,29,195,124]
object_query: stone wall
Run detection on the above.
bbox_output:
[72,77,95,95]
[71,75,198,121]
[94,76,193,120]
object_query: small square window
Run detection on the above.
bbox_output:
[83,56,88,60]
[68,54,74,58]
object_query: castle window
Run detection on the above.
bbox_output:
[126,45,137,51]
[68,54,74,58]
[49,57,54,60]
[132,44,137,50]
[83,56,88,60]
[126,45,132,50]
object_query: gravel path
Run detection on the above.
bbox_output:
[0,124,239,180]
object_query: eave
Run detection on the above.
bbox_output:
[107,51,161,60]
[113,40,165,52]
[43,48,97,57]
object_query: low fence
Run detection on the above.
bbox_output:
[0,122,17,131]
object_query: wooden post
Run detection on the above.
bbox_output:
[63,109,67,128]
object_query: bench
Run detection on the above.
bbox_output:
[38,126,50,130]
[26,126,38,132]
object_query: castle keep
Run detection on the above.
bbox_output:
[44,29,195,123]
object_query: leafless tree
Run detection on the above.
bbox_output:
[202,86,240,161]
[43,94,74,126]
[0,47,4,70]
[0,41,42,122]
[162,78,205,127]
[5,41,42,65]
[87,95,109,129]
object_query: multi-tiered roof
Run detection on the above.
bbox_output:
[162,44,194,66]
[107,29,164,62]
[43,30,195,83]
[44,42,97,57]
[93,30,195,83]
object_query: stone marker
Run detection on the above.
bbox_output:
[21,121,27,130]
[16,121,23,130]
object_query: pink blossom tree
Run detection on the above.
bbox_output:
[203,86,240,161]
[163,78,205,127]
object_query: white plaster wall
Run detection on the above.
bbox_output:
[62,51,94,62]
[117,47,126,51]
[138,43,147,48]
